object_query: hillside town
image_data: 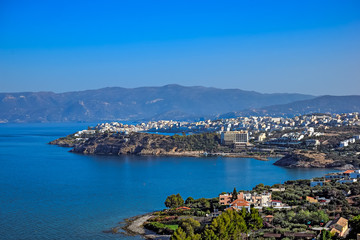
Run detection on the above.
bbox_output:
[91,112,360,134]
[71,112,360,151]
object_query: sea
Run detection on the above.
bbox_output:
[0,123,335,240]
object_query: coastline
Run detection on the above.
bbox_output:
[106,213,171,240]
[49,138,281,161]
[49,129,359,169]
[110,168,359,240]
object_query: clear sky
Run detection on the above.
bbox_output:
[1,0,360,95]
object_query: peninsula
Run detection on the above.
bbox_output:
[49,113,360,169]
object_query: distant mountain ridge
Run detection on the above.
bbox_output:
[220,95,360,118]
[0,84,315,123]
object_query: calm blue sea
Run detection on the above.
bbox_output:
[0,123,334,240]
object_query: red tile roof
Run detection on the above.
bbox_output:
[230,199,250,207]
[176,206,191,210]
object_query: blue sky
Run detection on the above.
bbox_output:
[1,0,360,95]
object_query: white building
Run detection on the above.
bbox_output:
[271,200,283,207]
[221,131,249,145]
[258,133,266,142]
[340,141,348,148]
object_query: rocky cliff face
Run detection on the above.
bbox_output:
[50,132,205,157]
[51,132,357,169]
[274,150,335,168]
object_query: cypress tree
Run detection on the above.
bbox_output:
[231,187,238,202]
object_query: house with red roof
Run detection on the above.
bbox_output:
[343,170,355,174]
[227,198,251,212]
[176,206,191,211]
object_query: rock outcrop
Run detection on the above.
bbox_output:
[274,150,335,168]
[50,132,208,157]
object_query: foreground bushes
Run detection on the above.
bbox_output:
[144,222,178,235]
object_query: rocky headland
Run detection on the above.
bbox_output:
[274,150,356,169]
[49,132,215,157]
[50,129,360,169]
[274,150,334,168]
[49,131,278,160]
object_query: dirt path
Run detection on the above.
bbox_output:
[126,214,153,235]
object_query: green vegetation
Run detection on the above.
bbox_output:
[171,218,202,240]
[185,197,195,204]
[149,194,263,239]
[165,194,185,208]
[144,222,179,235]
[231,187,238,202]
[144,179,360,239]
[162,194,220,216]
[202,210,248,239]
[269,180,360,219]
[320,229,334,240]
[169,208,263,240]
[272,209,328,228]
[349,215,360,239]
[172,133,220,152]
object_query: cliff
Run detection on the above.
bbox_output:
[49,132,221,157]
[50,130,359,169]
[274,150,334,168]
[274,150,358,169]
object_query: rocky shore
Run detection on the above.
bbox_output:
[49,132,278,160]
[49,131,356,169]
[273,150,356,169]
[50,132,203,156]
[104,213,171,240]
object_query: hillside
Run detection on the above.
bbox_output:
[49,132,221,157]
[0,85,313,123]
[220,95,360,118]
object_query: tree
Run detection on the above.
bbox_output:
[349,215,360,239]
[185,197,194,205]
[179,218,201,239]
[231,187,238,202]
[176,193,184,206]
[171,227,187,240]
[247,207,263,230]
[320,230,333,240]
[253,183,265,192]
[165,194,184,208]
[202,226,219,240]
[198,198,211,209]
[202,209,248,239]
[171,219,201,240]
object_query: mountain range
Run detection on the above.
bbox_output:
[0,85,359,123]
[219,95,360,118]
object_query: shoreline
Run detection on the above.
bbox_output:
[49,140,282,161]
[105,213,171,240]
[52,139,349,168]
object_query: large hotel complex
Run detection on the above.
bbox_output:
[220,130,249,146]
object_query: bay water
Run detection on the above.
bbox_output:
[0,123,333,240]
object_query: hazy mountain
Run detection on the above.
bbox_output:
[0,84,314,123]
[220,95,360,118]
